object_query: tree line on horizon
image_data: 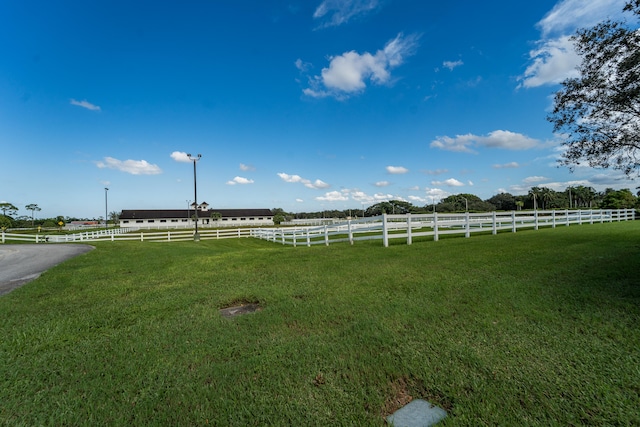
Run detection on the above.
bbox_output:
[274,186,639,222]
[0,202,121,230]
[1,185,638,229]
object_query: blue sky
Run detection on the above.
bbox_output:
[1,0,637,219]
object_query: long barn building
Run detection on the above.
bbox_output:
[119,207,274,229]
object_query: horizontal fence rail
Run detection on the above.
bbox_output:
[252,209,636,247]
[1,209,635,246]
[1,227,254,244]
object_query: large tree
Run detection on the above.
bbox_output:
[0,202,18,217]
[25,203,41,227]
[548,1,640,177]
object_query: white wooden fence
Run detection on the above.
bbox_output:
[252,209,636,247]
[1,227,253,244]
[1,209,635,246]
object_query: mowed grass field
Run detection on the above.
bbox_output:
[1,221,639,426]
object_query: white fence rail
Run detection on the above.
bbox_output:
[2,209,635,246]
[1,227,254,244]
[252,209,636,247]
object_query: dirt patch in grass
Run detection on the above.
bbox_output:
[383,377,414,416]
[382,377,454,418]
[219,300,262,318]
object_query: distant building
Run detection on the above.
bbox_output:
[119,206,274,229]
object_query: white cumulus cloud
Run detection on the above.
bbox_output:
[96,157,162,175]
[431,178,464,187]
[316,190,350,202]
[170,151,191,163]
[386,165,408,174]
[430,130,541,153]
[226,176,254,185]
[523,176,549,184]
[277,172,330,189]
[303,33,419,99]
[518,0,627,88]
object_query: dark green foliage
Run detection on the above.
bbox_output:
[548,1,640,176]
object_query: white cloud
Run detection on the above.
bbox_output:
[493,162,520,169]
[430,130,541,153]
[408,195,426,203]
[519,36,581,88]
[313,0,380,28]
[294,58,311,72]
[431,178,464,187]
[523,176,548,184]
[430,134,477,153]
[303,33,419,99]
[422,169,448,175]
[277,172,330,189]
[350,190,374,203]
[443,60,463,71]
[316,190,349,202]
[375,181,390,187]
[170,151,191,163]
[240,163,255,171]
[96,157,162,175]
[537,0,627,38]
[519,0,627,88]
[374,192,395,201]
[386,165,408,174]
[226,176,254,185]
[70,99,101,111]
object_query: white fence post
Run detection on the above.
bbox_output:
[552,210,556,228]
[492,212,497,235]
[407,213,412,245]
[465,212,470,238]
[534,210,539,230]
[382,213,389,247]
[348,220,354,245]
[306,229,311,247]
[324,225,329,246]
[512,211,517,233]
[433,212,439,241]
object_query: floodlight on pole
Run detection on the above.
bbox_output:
[104,187,109,229]
[187,153,202,241]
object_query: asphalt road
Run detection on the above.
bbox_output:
[0,244,94,296]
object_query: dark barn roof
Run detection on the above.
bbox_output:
[120,209,273,220]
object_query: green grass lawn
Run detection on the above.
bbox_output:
[1,222,639,426]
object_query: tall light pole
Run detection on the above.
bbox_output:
[187,153,202,241]
[104,187,109,229]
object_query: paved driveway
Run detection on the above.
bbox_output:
[0,244,94,296]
